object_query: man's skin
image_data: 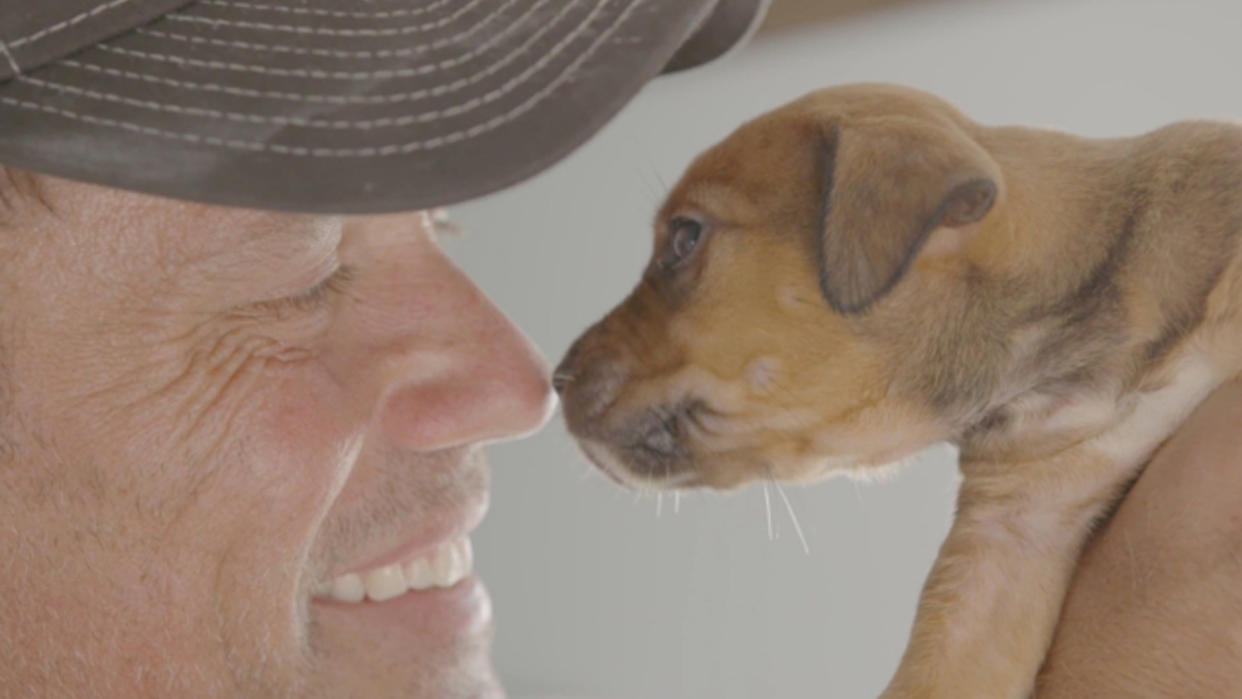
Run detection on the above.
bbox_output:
[1039,378,1242,696]
[0,167,1237,696]
[0,171,553,697]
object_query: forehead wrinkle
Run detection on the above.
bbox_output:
[26,177,344,291]
[164,216,345,302]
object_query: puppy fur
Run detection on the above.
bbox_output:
[555,83,1242,698]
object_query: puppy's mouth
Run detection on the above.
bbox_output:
[569,401,708,491]
[554,350,840,490]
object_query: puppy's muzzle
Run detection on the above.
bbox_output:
[555,335,696,487]
[553,335,627,429]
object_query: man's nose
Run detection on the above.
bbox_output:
[362,216,555,452]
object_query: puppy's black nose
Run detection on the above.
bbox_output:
[552,338,585,395]
[551,367,575,394]
[554,335,629,434]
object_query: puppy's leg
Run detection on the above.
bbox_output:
[881,450,1137,699]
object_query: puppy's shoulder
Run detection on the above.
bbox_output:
[1131,119,1242,182]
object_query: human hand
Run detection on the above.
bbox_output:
[1037,380,1242,696]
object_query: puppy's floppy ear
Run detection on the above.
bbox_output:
[816,117,1001,313]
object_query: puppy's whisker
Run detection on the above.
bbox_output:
[653,168,669,192]
[635,167,664,205]
[762,478,774,542]
[656,491,663,518]
[768,464,811,556]
[673,490,681,515]
[776,481,810,556]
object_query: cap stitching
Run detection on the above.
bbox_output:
[10,0,135,49]
[196,0,454,20]
[57,60,435,104]
[26,0,574,117]
[134,27,442,59]
[57,0,560,105]
[0,0,641,157]
[134,0,517,60]
[96,0,545,79]
[133,27,466,60]
[0,40,20,76]
[166,0,488,36]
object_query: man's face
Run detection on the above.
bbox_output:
[0,175,553,697]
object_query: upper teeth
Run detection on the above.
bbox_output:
[313,536,473,603]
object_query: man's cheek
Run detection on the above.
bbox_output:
[70,326,352,528]
[171,347,362,523]
[247,364,365,529]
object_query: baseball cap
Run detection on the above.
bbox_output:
[0,0,768,213]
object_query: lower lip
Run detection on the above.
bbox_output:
[313,574,491,639]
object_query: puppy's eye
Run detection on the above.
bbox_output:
[666,216,704,266]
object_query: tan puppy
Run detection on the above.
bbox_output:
[553,83,1242,698]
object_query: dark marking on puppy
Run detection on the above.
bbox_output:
[816,116,1000,315]
[814,124,842,309]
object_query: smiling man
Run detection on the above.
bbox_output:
[0,1,768,696]
[2,2,1242,698]
[0,180,547,697]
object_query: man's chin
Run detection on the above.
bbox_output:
[306,577,500,698]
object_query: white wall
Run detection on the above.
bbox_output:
[449,1,1242,696]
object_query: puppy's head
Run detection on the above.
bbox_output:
[556,84,1009,490]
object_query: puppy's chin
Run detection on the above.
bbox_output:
[576,426,949,494]
[575,435,871,492]
[575,438,704,491]
[567,389,952,491]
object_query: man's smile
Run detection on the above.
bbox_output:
[315,536,476,603]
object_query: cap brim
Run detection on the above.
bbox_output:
[662,0,769,74]
[0,0,766,214]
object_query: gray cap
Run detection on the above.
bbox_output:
[0,0,767,213]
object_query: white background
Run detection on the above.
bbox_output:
[450,1,1242,696]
